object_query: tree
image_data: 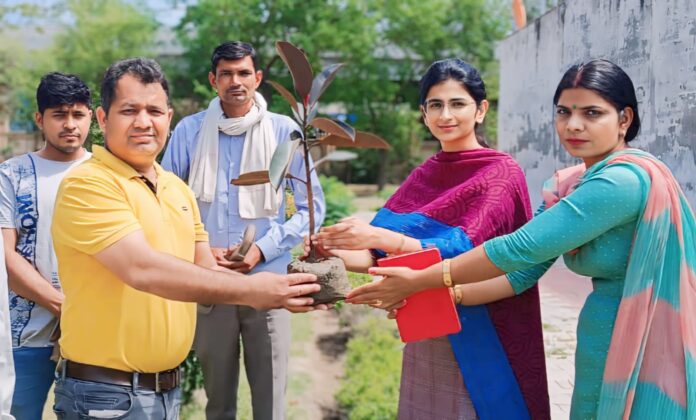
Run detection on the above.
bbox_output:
[51,0,159,98]
[0,3,44,124]
[173,0,510,186]
[0,50,16,120]
[0,0,159,147]
[331,0,509,185]
[0,3,41,25]
[47,0,159,146]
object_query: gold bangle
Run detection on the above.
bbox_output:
[442,259,453,287]
[453,286,463,305]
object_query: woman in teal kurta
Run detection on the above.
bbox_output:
[347,60,696,419]
[488,161,647,417]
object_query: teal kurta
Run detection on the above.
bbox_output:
[484,164,649,419]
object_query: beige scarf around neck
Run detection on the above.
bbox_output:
[188,93,281,219]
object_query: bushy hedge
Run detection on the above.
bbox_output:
[285,175,354,226]
[181,351,204,406]
[319,174,356,226]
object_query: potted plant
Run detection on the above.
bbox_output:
[232,41,389,304]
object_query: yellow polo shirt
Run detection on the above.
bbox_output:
[52,145,208,372]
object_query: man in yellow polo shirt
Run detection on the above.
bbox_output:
[50,58,322,419]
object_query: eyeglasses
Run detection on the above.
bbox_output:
[422,99,476,117]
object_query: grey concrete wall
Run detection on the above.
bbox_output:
[497,0,696,208]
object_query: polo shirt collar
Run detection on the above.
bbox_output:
[92,145,165,181]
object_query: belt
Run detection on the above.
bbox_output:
[63,360,180,392]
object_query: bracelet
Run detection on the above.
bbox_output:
[442,259,453,287]
[394,233,406,255]
[453,286,463,305]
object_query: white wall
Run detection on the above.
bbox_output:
[498,0,696,208]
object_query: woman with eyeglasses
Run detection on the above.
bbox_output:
[349,59,696,420]
[309,59,550,419]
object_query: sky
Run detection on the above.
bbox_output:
[3,0,189,27]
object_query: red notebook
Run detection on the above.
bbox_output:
[377,248,461,343]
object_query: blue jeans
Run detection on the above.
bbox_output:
[53,377,181,419]
[11,346,56,420]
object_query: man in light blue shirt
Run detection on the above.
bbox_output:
[162,41,324,420]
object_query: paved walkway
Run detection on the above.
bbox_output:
[538,263,592,419]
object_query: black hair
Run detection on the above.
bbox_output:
[553,59,641,142]
[211,41,257,74]
[36,72,91,114]
[419,58,489,147]
[100,58,170,115]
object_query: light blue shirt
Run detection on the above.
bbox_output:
[162,111,325,274]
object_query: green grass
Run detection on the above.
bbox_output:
[336,314,402,420]
[332,272,373,311]
[289,312,313,357]
[286,312,314,419]
[376,185,398,201]
[285,371,312,419]
[347,271,372,288]
[180,398,206,420]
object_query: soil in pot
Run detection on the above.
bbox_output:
[288,256,352,305]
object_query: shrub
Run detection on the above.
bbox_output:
[320,174,356,226]
[336,315,402,420]
[180,351,204,406]
[376,185,397,201]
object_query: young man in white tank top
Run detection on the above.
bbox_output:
[0,72,92,419]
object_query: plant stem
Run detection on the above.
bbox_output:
[302,111,318,261]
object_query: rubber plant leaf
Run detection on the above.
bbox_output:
[306,102,319,125]
[313,150,358,167]
[319,131,390,149]
[310,117,355,141]
[230,170,270,186]
[308,63,344,107]
[294,101,306,126]
[269,137,301,190]
[276,41,313,104]
[267,80,299,116]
